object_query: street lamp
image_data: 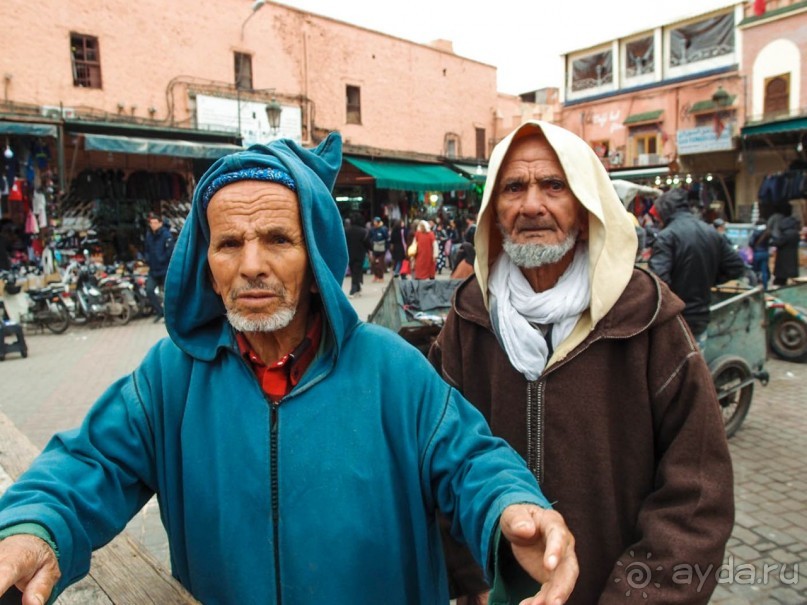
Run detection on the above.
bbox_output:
[240,0,266,40]
[265,97,282,135]
[712,86,731,108]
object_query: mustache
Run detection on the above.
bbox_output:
[229,280,285,302]
[513,218,557,230]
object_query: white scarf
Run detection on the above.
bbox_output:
[489,245,590,381]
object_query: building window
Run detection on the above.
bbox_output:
[571,50,613,92]
[669,13,734,67]
[346,85,361,125]
[630,129,659,166]
[234,52,253,90]
[764,74,790,118]
[444,133,461,158]
[475,128,486,159]
[70,33,102,89]
[625,37,654,79]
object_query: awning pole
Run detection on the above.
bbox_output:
[56,123,66,195]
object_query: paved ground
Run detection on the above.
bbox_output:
[1,270,805,603]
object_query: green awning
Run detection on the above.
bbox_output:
[741,117,807,137]
[345,156,472,191]
[449,162,488,183]
[690,96,737,113]
[624,110,664,125]
[0,121,58,137]
[83,133,242,159]
[608,166,670,181]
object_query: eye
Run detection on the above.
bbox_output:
[215,237,240,250]
[502,178,525,193]
[269,233,291,245]
[545,179,567,193]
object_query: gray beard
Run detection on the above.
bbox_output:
[227,306,296,333]
[500,225,579,268]
[224,280,297,332]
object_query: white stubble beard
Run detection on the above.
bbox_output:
[500,224,579,268]
[225,281,297,332]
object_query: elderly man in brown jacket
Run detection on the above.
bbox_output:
[429,121,733,605]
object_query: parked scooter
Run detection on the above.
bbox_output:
[122,261,159,319]
[97,264,138,323]
[62,252,131,325]
[0,269,71,334]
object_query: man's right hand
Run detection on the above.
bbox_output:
[0,535,60,605]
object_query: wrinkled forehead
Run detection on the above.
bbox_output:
[500,130,564,175]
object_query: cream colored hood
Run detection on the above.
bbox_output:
[473,121,637,362]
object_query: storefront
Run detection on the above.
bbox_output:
[334,156,474,226]
[0,119,61,266]
[54,120,240,264]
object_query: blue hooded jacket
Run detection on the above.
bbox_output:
[0,133,549,604]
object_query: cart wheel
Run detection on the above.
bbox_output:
[770,314,807,362]
[709,355,753,438]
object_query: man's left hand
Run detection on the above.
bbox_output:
[500,504,578,605]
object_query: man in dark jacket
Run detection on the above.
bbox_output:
[430,121,733,605]
[144,213,174,322]
[770,203,802,286]
[343,213,370,297]
[649,189,745,346]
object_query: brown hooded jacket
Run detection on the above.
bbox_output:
[429,121,734,604]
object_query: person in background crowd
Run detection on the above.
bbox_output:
[446,218,462,270]
[144,212,174,322]
[649,189,745,349]
[429,121,733,605]
[749,219,771,290]
[434,217,449,275]
[449,242,475,280]
[0,132,579,605]
[343,212,370,298]
[389,218,409,279]
[413,219,436,280]
[369,216,388,283]
[463,214,477,244]
[769,202,802,286]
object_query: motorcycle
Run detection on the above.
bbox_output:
[0,270,71,334]
[122,261,159,319]
[97,264,138,324]
[62,254,131,326]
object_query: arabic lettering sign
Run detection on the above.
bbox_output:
[676,125,735,154]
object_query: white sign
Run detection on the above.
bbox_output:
[195,94,302,146]
[676,125,735,155]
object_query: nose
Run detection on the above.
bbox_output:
[239,239,268,280]
[521,184,548,217]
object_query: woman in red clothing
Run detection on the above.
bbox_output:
[412,220,436,280]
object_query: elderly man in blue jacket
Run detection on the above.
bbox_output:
[0,133,577,605]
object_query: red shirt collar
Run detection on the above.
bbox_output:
[236,311,323,402]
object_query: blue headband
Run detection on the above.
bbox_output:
[201,167,297,210]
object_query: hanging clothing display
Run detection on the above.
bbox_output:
[757,170,806,207]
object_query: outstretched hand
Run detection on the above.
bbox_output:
[0,534,60,605]
[500,504,578,605]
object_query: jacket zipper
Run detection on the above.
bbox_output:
[526,381,545,484]
[270,402,282,605]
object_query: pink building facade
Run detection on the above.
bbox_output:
[0,0,501,251]
[556,3,748,221]
[554,0,807,227]
[738,0,807,229]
